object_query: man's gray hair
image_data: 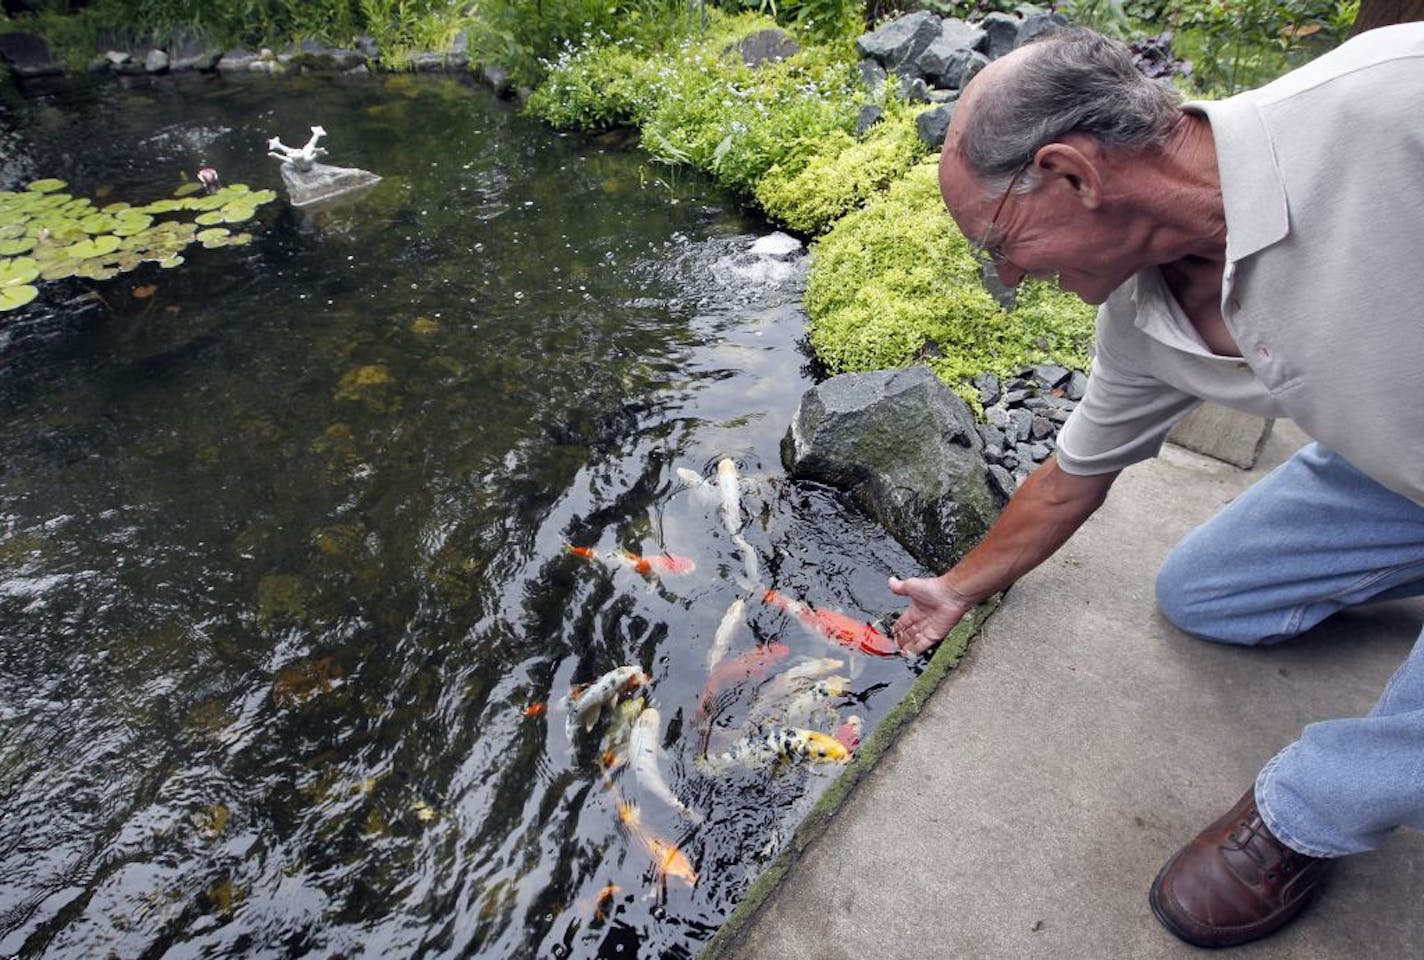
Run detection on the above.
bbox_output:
[959,27,1183,191]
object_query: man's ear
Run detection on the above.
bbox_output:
[1033,142,1102,210]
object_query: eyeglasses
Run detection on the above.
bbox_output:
[968,161,1031,271]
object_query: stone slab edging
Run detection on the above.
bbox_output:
[697,595,1002,960]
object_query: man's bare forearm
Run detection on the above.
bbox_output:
[942,456,1119,604]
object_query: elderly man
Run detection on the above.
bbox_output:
[889,23,1424,948]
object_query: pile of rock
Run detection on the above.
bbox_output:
[854,9,1068,147]
[973,363,1087,501]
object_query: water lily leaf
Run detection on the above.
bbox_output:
[173,182,205,197]
[139,199,182,214]
[201,237,231,249]
[248,189,278,205]
[0,284,37,310]
[1,257,39,286]
[195,227,230,243]
[77,264,118,281]
[187,195,227,211]
[132,283,157,299]
[112,214,154,236]
[0,223,29,239]
[26,178,67,193]
[39,262,78,281]
[228,232,254,246]
[63,198,95,215]
[223,183,252,195]
[79,213,118,234]
[221,205,256,224]
[65,235,123,259]
[102,201,131,213]
[158,255,185,269]
[194,211,226,226]
[0,237,36,255]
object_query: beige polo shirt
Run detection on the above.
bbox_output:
[1055,23,1424,506]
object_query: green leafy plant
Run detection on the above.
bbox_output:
[0,177,276,311]
[755,98,931,235]
[805,161,1094,406]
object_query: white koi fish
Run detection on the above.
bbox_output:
[628,707,703,823]
[731,532,760,588]
[600,696,647,783]
[747,658,845,723]
[717,458,743,536]
[564,665,650,738]
[782,676,853,727]
[675,467,720,506]
[707,597,746,672]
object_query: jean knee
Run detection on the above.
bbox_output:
[1154,540,1269,645]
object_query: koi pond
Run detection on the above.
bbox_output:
[0,70,926,959]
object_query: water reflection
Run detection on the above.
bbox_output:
[0,72,926,959]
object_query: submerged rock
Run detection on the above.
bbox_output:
[280,161,382,207]
[783,366,997,572]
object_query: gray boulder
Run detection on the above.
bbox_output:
[0,32,62,78]
[943,48,990,89]
[217,48,261,72]
[857,11,942,72]
[735,28,800,67]
[144,48,170,73]
[783,366,997,572]
[980,11,1021,59]
[1017,11,1069,47]
[854,103,884,136]
[914,18,986,83]
[916,102,956,148]
[288,40,366,71]
[857,58,887,95]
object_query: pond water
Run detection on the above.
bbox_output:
[0,71,926,959]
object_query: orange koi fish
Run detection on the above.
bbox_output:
[594,883,621,923]
[618,801,697,887]
[762,589,896,657]
[522,702,547,717]
[697,642,791,719]
[566,545,696,577]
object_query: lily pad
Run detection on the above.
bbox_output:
[1,257,40,286]
[158,255,186,269]
[195,227,230,243]
[79,213,118,235]
[173,182,205,197]
[220,205,256,224]
[194,211,225,226]
[0,224,27,240]
[228,233,254,246]
[112,214,154,236]
[101,202,132,214]
[39,262,79,281]
[0,284,38,310]
[0,237,36,256]
[26,178,67,193]
[64,235,123,259]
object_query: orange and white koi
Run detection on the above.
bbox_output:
[628,707,703,824]
[696,642,791,720]
[762,589,895,657]
[567,544,696,577]
[834,715,864,753]
[564,665,650,737]
[617,800,698,887]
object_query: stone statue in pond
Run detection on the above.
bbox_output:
[267,125,381,207]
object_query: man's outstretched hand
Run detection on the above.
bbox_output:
[888,575,977,656]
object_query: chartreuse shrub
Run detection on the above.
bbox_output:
[529,13,863,198]
[755,99,931,235]
[805,161,1095,407]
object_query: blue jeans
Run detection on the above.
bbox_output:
[1156,442,1424,857]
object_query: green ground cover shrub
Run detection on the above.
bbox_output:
[805,161,1095,407]
[754,99,931,235]
[530,13,864,197]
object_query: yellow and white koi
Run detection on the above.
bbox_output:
[564,665,650,738]
[707,597,746,672]
[629,707,703,824]
[703,727,850,772]
[599,696,647,782]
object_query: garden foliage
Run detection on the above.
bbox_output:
[805,162,1094,406]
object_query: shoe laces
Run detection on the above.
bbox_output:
[1227,804,1314,881]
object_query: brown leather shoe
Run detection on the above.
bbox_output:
[1149,788,1333,948]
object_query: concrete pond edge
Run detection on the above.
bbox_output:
[698,595,1002,959]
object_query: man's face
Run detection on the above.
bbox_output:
[939,135,1132,306]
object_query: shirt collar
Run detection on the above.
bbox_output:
[1183,98,1290,262]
